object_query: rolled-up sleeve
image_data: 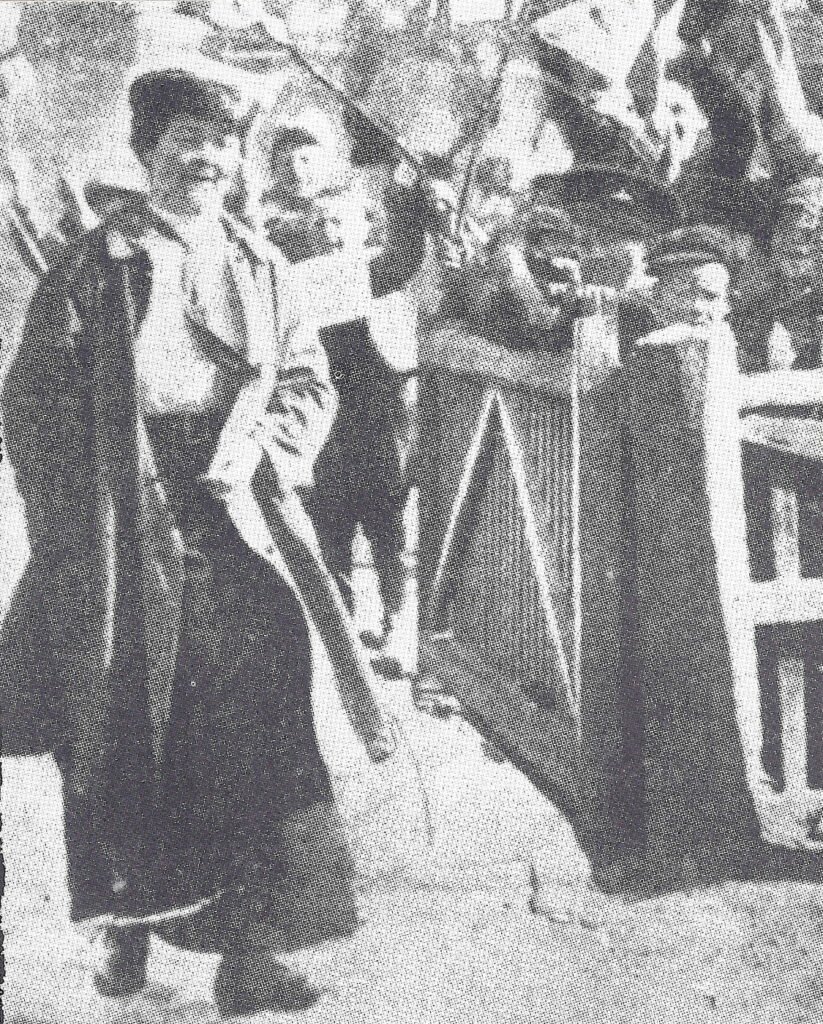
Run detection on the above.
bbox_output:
[254,313,338,490]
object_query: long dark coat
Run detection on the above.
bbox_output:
[0,206,359,942]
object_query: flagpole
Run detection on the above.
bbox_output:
[190,9,427,175]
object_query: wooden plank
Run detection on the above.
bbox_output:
[496,392,576,714]
[570,319,583,716]
[739,369,823,411]
[574,329,636,849]
[770,484,801,579]
[741,414,823,463]
[428,389,497,618]
[778,657,808,794]
[419,323,574,397]
[746,579,823,624]
[422,634,583,816]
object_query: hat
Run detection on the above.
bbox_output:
[646,225,740,274]
[128,68,251,156]
[532,164,684,238]
[521,204,582,250]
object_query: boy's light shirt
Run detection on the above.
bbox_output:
[282,247,374,329]
[278,177,376,329]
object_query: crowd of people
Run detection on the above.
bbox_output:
[1,0,822,1018]
[446,5,823,376]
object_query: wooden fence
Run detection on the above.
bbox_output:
[418,317,633,856]
[419,317,823,856]
[739,371,823,846]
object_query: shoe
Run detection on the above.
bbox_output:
[214,950,322,1017]
[93,926,150,997]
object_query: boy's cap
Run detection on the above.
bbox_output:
[646,224,740,273]
[533,165,683,222]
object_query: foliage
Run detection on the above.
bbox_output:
[17,2,138,66]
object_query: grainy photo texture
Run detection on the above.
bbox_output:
[1,2,822,1022]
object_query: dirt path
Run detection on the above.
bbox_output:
[4,688,823,1024]
[2,485,821,1023]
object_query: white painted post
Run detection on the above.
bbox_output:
[770,485,801,580]
[769,463,808,795]
[778,656,808,794]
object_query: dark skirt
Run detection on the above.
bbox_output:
[59,412,359,954]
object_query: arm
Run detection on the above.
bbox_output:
[207,301,337,497]
[757,11,823,183]
[254,315,337,490]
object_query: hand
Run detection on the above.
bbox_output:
[435,236,465,270]
[576,284,618,317]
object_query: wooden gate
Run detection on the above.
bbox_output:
[418,320,632,846]
[419,319,823,856]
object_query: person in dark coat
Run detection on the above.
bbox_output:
[0,69,377,1017]
[261,106,428,673]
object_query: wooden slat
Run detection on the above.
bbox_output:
[419,323,574,397]
[746,579,823,625]
[496,392,576,714]
[778,657,808,794]
[739,369,823,411]
[770,484,801,579]
[741,414,823,463]
[429,389,496,615]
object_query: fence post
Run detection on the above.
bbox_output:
[625,323,762,864]
[768,461,809,797]
[574,304,640,858]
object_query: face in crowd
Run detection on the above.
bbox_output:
[140,113,243,221]
[265,117,353,206]
[270,139,333,202]
[649,260,731,329]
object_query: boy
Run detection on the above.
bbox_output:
[261,105,429,675]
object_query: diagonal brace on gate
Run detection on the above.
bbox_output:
[427,388,576,717]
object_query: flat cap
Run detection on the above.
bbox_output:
[646,224,740,273]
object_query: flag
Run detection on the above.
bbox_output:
[530,0,656,86]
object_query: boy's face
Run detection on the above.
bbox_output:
[581,232,650,292]
[650,261,730,328]
[143,113,241,218]
[271,140,339,201]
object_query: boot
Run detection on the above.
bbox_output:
[93,926,150,997]
[214,949,322,1017]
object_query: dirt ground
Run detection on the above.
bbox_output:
[2,474,823,1024]
[4,683,823,1024]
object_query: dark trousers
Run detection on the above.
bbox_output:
[312,321,411,620]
